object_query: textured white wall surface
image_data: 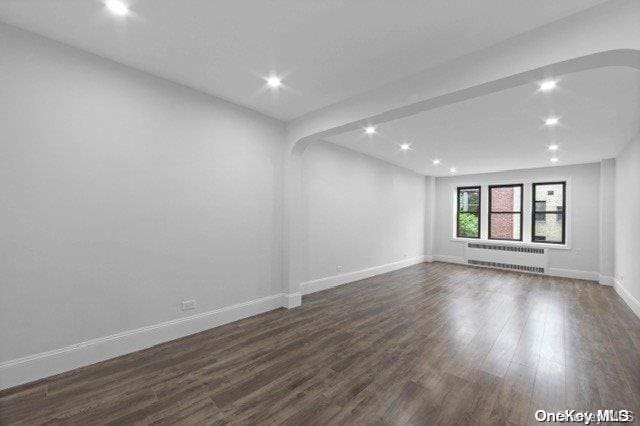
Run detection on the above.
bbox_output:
[0,24,285,363]
[302,141,427,282]
[615,134,640,303]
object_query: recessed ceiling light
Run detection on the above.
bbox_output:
[364,126,376,135]
[449,168,456,173]
[545,117,559,126]
[433,159,441,165]
[550,157,559,163]
[548,144,559,151]
[266,76,282,89]
[539,80,557,92]
[105,0,129,16]
[400,143,411,151]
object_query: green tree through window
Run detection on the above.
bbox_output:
[457,187,480,238]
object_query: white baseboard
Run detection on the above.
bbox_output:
[300,255,427,295]
[0,292,297,391]
[546,268,599,281]
[598,275,614,286]
[614,279,640,319]
[432,255,465,264]
[282,292,302,308]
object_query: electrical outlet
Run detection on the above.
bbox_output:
[337,265,343,273]
[181,300,196,311]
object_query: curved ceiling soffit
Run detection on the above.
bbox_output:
[288,49,640,156]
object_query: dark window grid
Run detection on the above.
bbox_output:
[531,182,566,244]
[456,186,481,239]
[488,184,523,241]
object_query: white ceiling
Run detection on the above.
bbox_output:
[0,0,608,121]
[325,67,640,176]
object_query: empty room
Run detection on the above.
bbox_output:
[1,0,639,424]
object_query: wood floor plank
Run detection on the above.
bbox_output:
[1,262,639,425]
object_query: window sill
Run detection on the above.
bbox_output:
[450,237,571,250]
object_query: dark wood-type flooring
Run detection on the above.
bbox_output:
[1,262,639,424]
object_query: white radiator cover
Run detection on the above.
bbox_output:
[464,243,548,273]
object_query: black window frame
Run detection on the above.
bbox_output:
[456,186,481,239]
[532,181,566,245]
[488,183,524,241]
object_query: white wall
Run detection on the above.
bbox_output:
[0,23,432,388]
[599,158,616,283]
[433,163,602,278]
[424,176,436,259]
[0,23,285,373]
[301,141,427,290]
[614,133,640,316]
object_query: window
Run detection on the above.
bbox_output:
[535,201,546,221]
[457,186,481,238]
[488,184,523,241]
[532,182,565,244]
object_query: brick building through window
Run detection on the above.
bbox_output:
[489,185,522,240]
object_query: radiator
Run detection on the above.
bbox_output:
[464,242,547,274]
